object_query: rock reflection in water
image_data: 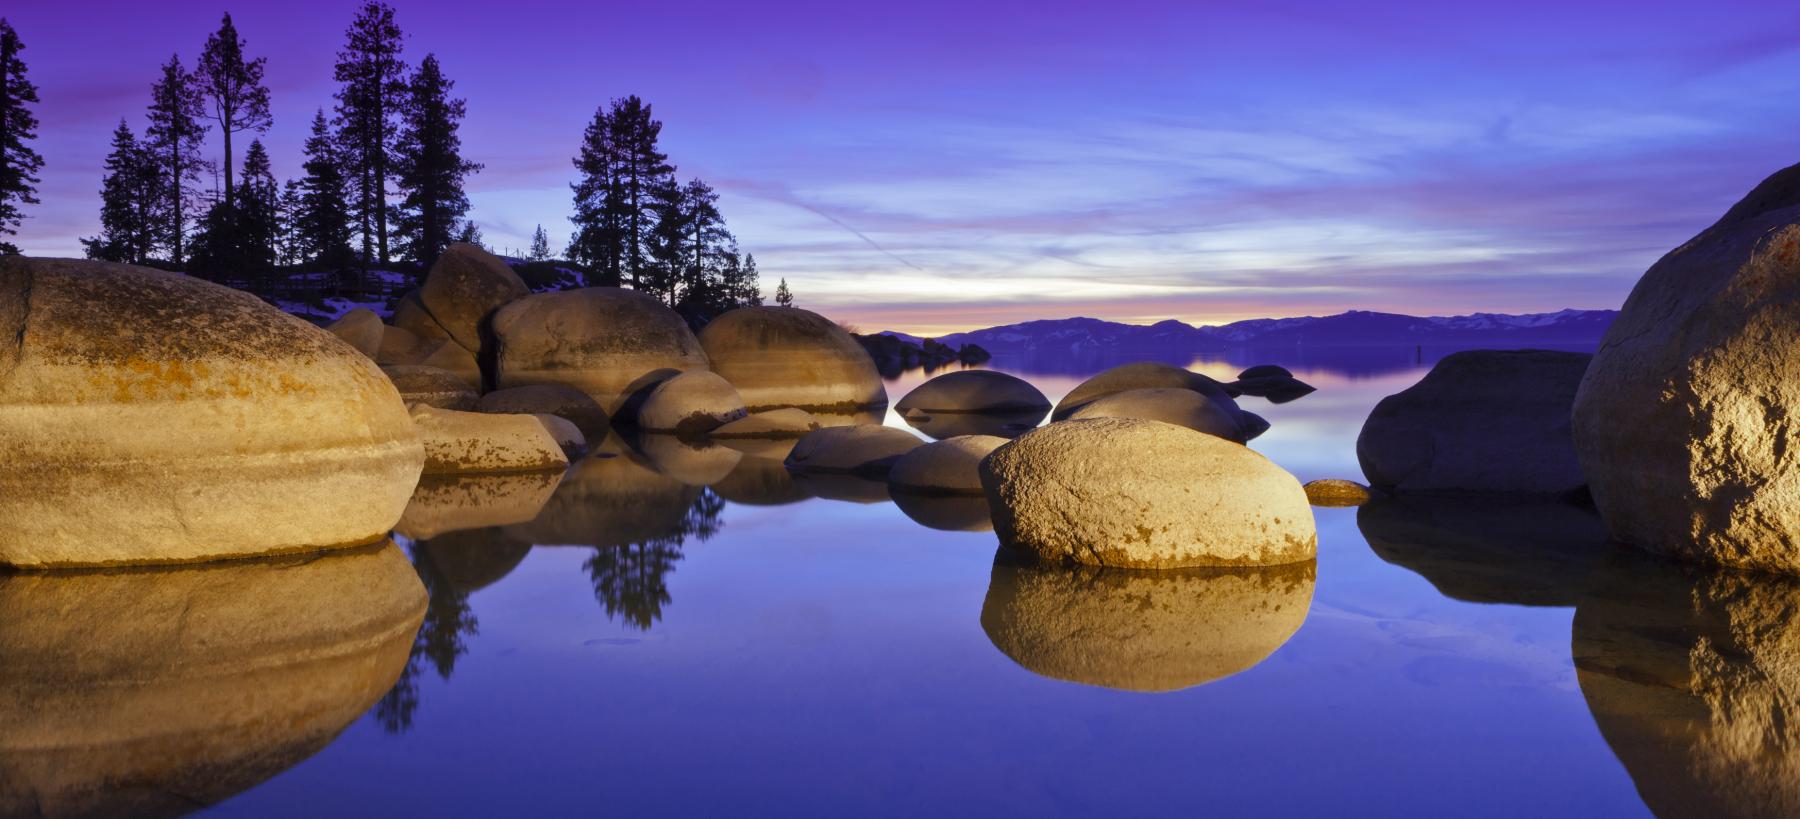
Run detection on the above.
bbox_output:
[1358,495,1611,607]
[790,472,892,504]
[980,549,1314,692]
[1574,554,1800,819]
[631,433,744,487]
[504,449,699,549]
[900,409,1044,441]
[0,543,424,815]
[891,490,993,531]
[394,471,562,540]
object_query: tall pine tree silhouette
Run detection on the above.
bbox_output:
[528,224,550,261]
[775,277,794,307]
[196,12,269,209]
[83,120,162,264]
[569,95,673,288]
[334,1,407,273]
[295,109,354,273]
[0,18,43,255]
[394,53,479,271]
[144,54,208,268]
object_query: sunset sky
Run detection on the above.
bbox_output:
[7,1,1800,335]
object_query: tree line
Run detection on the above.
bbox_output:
[0,10,795,322]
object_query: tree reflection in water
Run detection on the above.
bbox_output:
[377,540,480,734]
[585,489,726,630]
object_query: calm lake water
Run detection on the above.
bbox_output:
[52,343,1734,817]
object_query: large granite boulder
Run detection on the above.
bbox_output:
[1358,349,1590,497]
[381,364,479,410]
[491,287,709,415]
[393,289,452,347]
[418,242,530,354]
[894,370,1050,419]
[1051,361,1237,421]
[376,323,432,366]
[981,552,1314,692]
[409,404,570,475]
[1573,165,1800,573]
[475,383,610,441]
[888,435,1007,495]
[418,338,481,388]
[636,370,748,435]
[633,435,744,486]
[697,307,886,412]
[1066,387,1245,442]
[324,308,383,359]
[783,424,923,477]
[980,417,1314,568]
[0,543,423,815]
[0,257,424,567]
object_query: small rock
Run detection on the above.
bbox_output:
[475,384,610,440]
[783,425,923,477]
[1238,364,1292,380]
[1052,362,1237,421]
[393,290,452,347]
[895,370,1050,418]
[419,339,481,389]
[636,371,748,435]
[376,323,432,365]
[710,408,821,439]
[889,435,1008,495]
[395,472,562,540]
[533,413,587,458]
[410,404,569,475]
[1230,374,1316,404]
[324,308,383,359]
[1303,479,1373,507]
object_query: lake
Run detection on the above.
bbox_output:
[13,343,1746,817]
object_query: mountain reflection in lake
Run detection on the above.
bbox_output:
[66,342,1776,817]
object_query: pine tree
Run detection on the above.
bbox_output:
[189,138,277,289]
[727,252,762,307]
[393,53,479,270]
[569,104,623,285]
[775,277,794,307]
[82,120,163,264]
[333,1,407,271]
[612,96,674,287]
[456,221,484,249]
[568,96,673,289]
[238,138,280,276]
[196,12,270,209]
[528,224,550,261]
[144,54,209,267]
[295,109,354,272]
[0,18,44,255]
[276,178,303,267]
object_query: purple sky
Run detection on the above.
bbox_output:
[7,1,1800,333]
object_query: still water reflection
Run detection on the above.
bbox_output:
[16,343,1783,817]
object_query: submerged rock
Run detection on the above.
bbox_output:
[980,418,1315,569]
[1230,374,1316,404]
[1574,164,1800,573]
[894,370,1050,419]
[382,364,479,411]
[418,242,530,355]
[1358,349,1590,497]
[410,404,569,475]
[1303,479,1373,507]
[981,551,1314,692]
[888,435,1007,495]
[395,471,563,540]
[710,408,820,439]
[533,413,587,458]
[1237,364,1292,380]
[1066,387,1245,442]
[899,408,1044,441]
[1359,495,1611,607]
[0,257,423,567]
[637,370,748,435]
[475,383,610,441]
[491,287,709,415]
[783,424,923,477]
[325,308,384,359]
[697,306,887,412]
[0,543,423,815]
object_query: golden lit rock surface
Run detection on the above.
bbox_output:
[1304,478,1373,507]
[410,404,569,475]
[783,424,922,477]
[475,383,610,440]
[1051,361,1237,421]
[637,370,748,434]
[376,322,432,366]
[395,471,562,540]
[418,338,481,388]
[0,543,425,815]
[324,307,383,359]
[697,307,886,412]
[981,552,1314,692]
[491,287,709,415]
[418,242,530,354]
[888,434,1007,495]
[1067,387,1245,442]
[0,257,424,567]
[382,364,478,410]
[1573,164,1800,573]
[710,407,820,439]
[980,417,1315,568]
[534,413,587,457]
[393,289,452,347]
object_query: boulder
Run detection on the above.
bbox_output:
[981,552,1314,691]
[637,370,748,435]
[0,543,422,815]
[376,323,432,365]
[1358,349,1590,497]
[418,242,530,354]
[697,306,886,412]
[1238,364,1292,380]
[474,384,610,440]
[980,417,1315,568]
[409,404,569,475]
[901,409,1044,441]
[419,338,481,388]
[783,424,923,477]
[888,435,1007,495]
[894,370,1050,418]
[1066,387,1245,442]
[534,413,587,458]
[1573,165,1800,573]
[395,472,562,540]
[324,308,383,359]
[393,289,451,347]
[491,287,709,415]
[1229,374,1316,404]
[1360,495,1611,607]
[1237,410,1271,442]
[381,364,478,410]
[0,257,424,567]
[1051,361,1237,421]
[710,408,820,439]
[1303,478,1373,507]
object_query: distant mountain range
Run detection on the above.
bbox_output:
[880,309,1616,354]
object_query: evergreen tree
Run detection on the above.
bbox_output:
[775,277,794,307]
[196,12,270,208]
[612,96,674,286]
[144,54,209,267]
[528,224,550,261]
[393,53,479,270]
[295,109,354,272]
[188,139,277,289]
[0,18,43,255]
[82,120,163,264]
[456,221,484,249]
[568,104,623,285]
[568,96,673,288]
[333,1,407,270]
[276,178,304,266]
[732,252,763,306]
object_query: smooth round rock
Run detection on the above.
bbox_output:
[412,528,533,594]
[980,417,1315,568]
[418,339,480,388]
[393,289,451,347]
[409,404,570,475]
[895,370,1050,417]
[888,435,1007,495]
[491,287,709,415]
[395,472,562,540]
[710,408,820,439]
[698,307,886,412]
[1238,364,1292,380]
[1574,165,1800,573]
[1359,349,1590,496]
[325,308,383,359]
[783,424,923,477]
[1230,374,1317,404]
[981,553,1314,692]
[0,543,423,815]
[0,257,424,568]
[1051,362,1237,421]
[901,409,1043,441]
[1304,478,1373,507]
[637,370,748,434]
[474,384,610,441]
[376,323,432,365]
[1066,387,1245,442]
[418,242,530,354]
[381,364,478,410]
[533,413,587,458]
